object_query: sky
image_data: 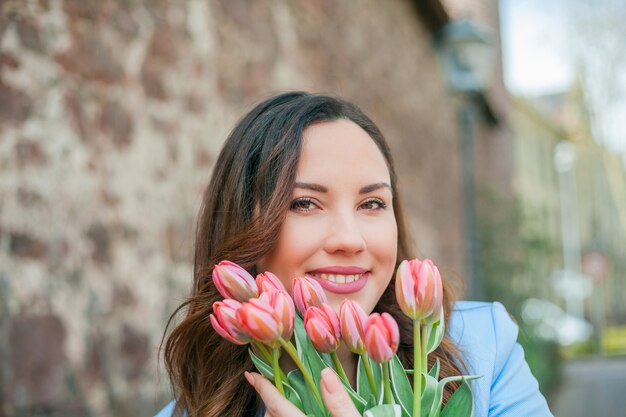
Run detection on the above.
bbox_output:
[499,0,626,161]
[500,0,574,94]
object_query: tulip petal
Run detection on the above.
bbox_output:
[365,323,394,363]
[213,260,258,301]
[396,260,417,318]
[256,271,286,293]
[211,299,251,345]
[237,298,282,345]
[381,313,400,352]
[210,313,248,345]
[305,316,339,353]
[340,299,366,354]
[320,303,341,338]
[292,276,327,315]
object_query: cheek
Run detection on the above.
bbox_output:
[366,217,398,267]
[262,217,322,284]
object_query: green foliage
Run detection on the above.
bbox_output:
[250,316,477,416]
[477,186,562,396]
[357,354,383,404]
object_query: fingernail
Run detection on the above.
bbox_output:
[321,368,341,394]
[244,371,255,387]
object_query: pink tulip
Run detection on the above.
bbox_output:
[260,289,295,340]
[237,297,283,347]
[304,303,341,353]
[424,265,443,325]
[256,271,286,294]
[339,299,368,354]
[395,258,442,321]
[364,312,399,364]
[210,299,251,345]
[292,276,328,316]
[213,260,258,302]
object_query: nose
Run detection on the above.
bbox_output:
[324,211,366,255]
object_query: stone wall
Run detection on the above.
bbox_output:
[0,0,505,415]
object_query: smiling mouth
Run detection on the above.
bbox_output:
[306,272,366,284]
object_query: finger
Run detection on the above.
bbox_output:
[245,371,304,417]
[320,368,361,417]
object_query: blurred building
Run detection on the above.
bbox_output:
[0,0,508,415]
[511,83,626,330]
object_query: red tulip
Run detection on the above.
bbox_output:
[210,299,251,345]
[339,299,368,354]
[237,297,283,347]
[424,264,443,325]
[395,258,442,321]
[213,260,258,302]
[292,276,328,316]
[256,271,286,294]
[364,312,399,364]
[304,303,341,353]
[260,289,295,340]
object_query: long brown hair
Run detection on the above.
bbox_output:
[162,92,464,417]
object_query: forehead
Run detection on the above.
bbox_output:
[297,120,391,185]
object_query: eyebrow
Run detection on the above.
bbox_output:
[294,182,391,194]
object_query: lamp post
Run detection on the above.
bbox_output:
[437,20,495,300]
[553,141,589,320]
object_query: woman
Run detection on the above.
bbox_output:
[155,92,553,417]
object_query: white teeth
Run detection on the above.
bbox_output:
[311,273,363,284]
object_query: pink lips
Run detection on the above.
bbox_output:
[306,266,370,294]
[308,266,368,275]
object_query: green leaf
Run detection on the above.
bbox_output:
[249,349,303,411]
[363,404,403,417]
[325,359,368,413]
[388,355,413,417]
[420,373,439,417]
[293,314,368,414]
[249,348,275,380]
[427,358,440,379]
[294,314,309,360]
[365,393,377,410]
[303,341,367,414]
[428,374,481,417]
[284,381,304,410]
[440,379,474,417]
[287,369,325,417]
[357,354,383,405]
[425,318,445,354]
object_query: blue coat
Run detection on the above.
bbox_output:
[154,301,553,417]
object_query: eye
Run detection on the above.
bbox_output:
[360,198,387,210]
[290,197,318,212]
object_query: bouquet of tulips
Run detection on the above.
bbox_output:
[210,259,479,417]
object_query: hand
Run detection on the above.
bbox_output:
[245,368,361,417]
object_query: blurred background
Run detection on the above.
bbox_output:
[0,0,624,416]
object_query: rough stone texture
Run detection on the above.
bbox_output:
[0,1,508,415]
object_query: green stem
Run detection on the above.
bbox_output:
[253,342,272,363]
[361,353,378,398]
[421,325,428,377]
[254,342,288,381]
[272,347,285,396]
[280,339,324,408]
[330,351,350,386]
[414,319,422,417]
[382,361,393,404]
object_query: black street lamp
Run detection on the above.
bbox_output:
[437,20,496,300]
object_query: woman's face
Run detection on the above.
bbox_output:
[257,119,398,314]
